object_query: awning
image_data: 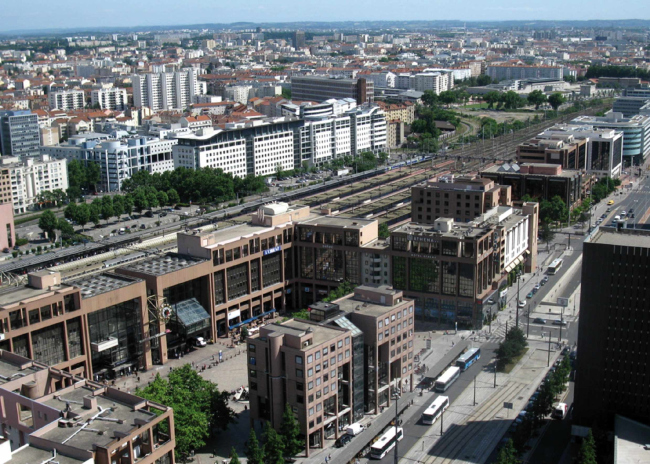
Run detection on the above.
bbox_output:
[229,308,276,330]
[172,298,211,335]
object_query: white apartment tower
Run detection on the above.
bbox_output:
[48,90,85,110]
[91,88,129,110]
[132,70,206,111]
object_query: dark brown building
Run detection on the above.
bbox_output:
[574,228,650,429]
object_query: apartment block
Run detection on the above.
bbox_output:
[575,228,650,429]
[376,101,416,125]
[133,70,206,111]
[0,155,68,214]
[394,71,454,94]
[291,76,374,105]
[43,135,176,193]
[91,87,129,110]
[0,350,175,463]
[0,110,40,159]
[411,175,512,224]
[486,65,563,81]
[48,90,85,111]
[247,285,414,455]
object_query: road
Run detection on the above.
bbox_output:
[375,343,500,464]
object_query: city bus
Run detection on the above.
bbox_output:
[456,347,481,372]
[547,258,564,275]
[435,366,461,392]
[370,427,404,459]
[421,396,449,425]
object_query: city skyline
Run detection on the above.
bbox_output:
[2,0,650,33]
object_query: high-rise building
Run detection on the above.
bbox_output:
[575,228,650,429]
[91,87,129,110]
[132,70,206,111]
[291,76,374,105]
[48,89,85,110]
[486,65,564,81]
[293,30,306,49]
[0,110,40,158]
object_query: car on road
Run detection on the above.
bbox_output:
[621,211,627,217]
[2,248,9,253]
[335,434,352,448]
[533,318,547,324]
[518,300,526,308]
[601,214,607,219]
[542,276,549,284]
[526,291,534,299]
[629,208,634,214]
[631,213,635,218]
[552,319,567,326]
[159,212,167,217]
[608,200,614,205]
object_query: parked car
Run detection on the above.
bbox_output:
[335,434,352,448]
[346,423,365,436]
[518,300,526,308]
[534,284,541,291]
[601,213,607,219]
[140,224,147,229]
[631,213,635,219]
[526,291,534,299]
[607,200,614,205]
[2,248,9,253]
[552,319,567,326]
[533,318,547,324]
[552,403,568,419]
[194,337,207,347]
[159,212,167,217]
[145,211,154,218]
[542,276,549,284]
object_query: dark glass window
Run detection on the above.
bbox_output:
[458,263,474,297]
[442,262,457,295]
[409,258,440,293]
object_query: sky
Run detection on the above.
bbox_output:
[2,0,649,32]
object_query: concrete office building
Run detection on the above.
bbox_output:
[291,76,374,105]
[43,135,176,193]
[486,65,563,81]
[293,30,306,49]
[0,155,68,213]
[0,350,176,463]
[0,110,40,159]
[517,131,588,171]
[91,87,129,110]
[572,113,650,167]
[410,176,512,224]
[480,163,583,209]
[48,90,85,111]
[132,70,206,111]
[575,228,650,429]
[612,97,650,118]
[247,285,414,455]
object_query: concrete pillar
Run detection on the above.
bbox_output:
[306,434,310,458]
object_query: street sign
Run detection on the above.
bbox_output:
[557,297,569,307]
[504,402,513,410]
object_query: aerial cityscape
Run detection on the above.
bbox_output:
[0,3,649,464]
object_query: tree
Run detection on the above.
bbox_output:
[112,195,124,220]
[577,430,597,464]
[136,365,235,463]
[548,93,566,111]
[422,90,438,106]
[245,430,265,464]
[64,202,78,221]
[133,188,149,213]
[520,194,535,203]
[38,210,58,241]
[101,196,114,223]
[438,90,458,106]
[123,196,134,216]
[501,91,525,110]
[377,151,389,166]
[167,188,180,205]
[89,203,101,226]
[495,439,518,464]
[229,447,242,464]
[279,403,303,459]
[157,190,169,207]
[539,223,555,251]
[263,422,285,464]
[527,90,548,110]
[74,203,90,231]
[378,222,390,239]
[484,91,501,109]
[86,162,101,191]
[57,218,75,239]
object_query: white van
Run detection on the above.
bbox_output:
[552,403,568,419]
[346,423,365,436]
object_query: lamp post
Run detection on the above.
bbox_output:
[392,393,399,464]
[516,272,522,329]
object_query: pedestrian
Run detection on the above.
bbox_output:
[325,456,329,463]
[328,454,332,461]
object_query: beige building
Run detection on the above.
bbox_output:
[376,101,416,125]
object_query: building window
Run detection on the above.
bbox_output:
[296,356,303,365]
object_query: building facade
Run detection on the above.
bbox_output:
[0,203,14,251]
[291,76,374,105]
[486,65,563,81]
[133,70,207,111]
[0,110,40,159]
[48,90,85,111]
[575,228,650,429]
[91,87,129,110]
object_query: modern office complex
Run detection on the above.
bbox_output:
[0,155,68,213]
[486,65,564,81]
[43,135,176,192]
[0,350,176,463]
[291,76,374,105]
[572,113,650,167]
[133,70,207,111]
[612,97,650,118]
[91,87,129,110]
[0,110,40,159]
[575,228,650,429]
[48,90,85,110]
[293,30,306,48]
[247,285,414,455]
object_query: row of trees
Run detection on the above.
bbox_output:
[38,210,76,242]
[241,404,303,464]
[591,177,621,203]
[121,167,268,204]
[496,327,528,371]
[585,64,650,80]
[136,365,236,463]
[482,90,566,111]
[67,159,101,200]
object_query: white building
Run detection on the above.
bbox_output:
[173,128,248,178]
[132,69,206,111]
[224,86,252,105]
[364,71,396,89]
[48,90,85,110]
[0,154,68,213]
[42,135,177,192]
[91,88,128,110]
[394,71,453,94]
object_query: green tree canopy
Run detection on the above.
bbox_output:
[548,93,566,111]
[527,90,548,110]
[378,222,390,239]
[38,210,58,241]
[577,430,597,464]
[495,439,519,464]
[245,429,265,464]
[279,403,303,458]
[263,422,285,464]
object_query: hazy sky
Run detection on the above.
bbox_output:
[2,0,648,32]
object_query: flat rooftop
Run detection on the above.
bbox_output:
[10,446,87,464]
[197,223,277,248]
[0,284,62,307]
[615,415,650,464]
[266,319,343,346]
[41,385,158,451]
[69,273,142,299]
[337,290,404,317]
[393,221,490,240]
[590,228,650,248]
[0,354,44,385]
[121,253,207,276]
[299,216,375,229]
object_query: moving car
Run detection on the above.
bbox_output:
[533,318,547,324]
[552,319,567,326]
[607,200,614,205]
[552,403,568,419]
[518,300,526,308]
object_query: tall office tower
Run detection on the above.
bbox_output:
[0,110,40,158]
[291,76,374,105]
[132,69,206,111]
[293,30,306,49]
[574,228,650,429]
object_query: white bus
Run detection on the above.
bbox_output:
[548,258,563,275]
[435,366,461,392]
[370,427,404,459]
[421,396,449,425]
[456,347,481,371]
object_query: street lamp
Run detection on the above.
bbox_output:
[392,392,400,464]
[515,271,522,329]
